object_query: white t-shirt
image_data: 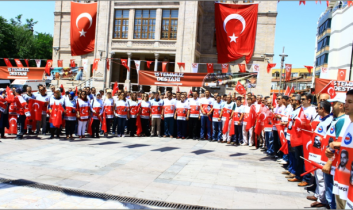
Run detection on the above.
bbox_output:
[176,100,190,120]
[303,106,316,122]
[140,101,151,119]
[188,98,200,118]
[273,104,285,130]
[163,98,177,118]
[242,105,250,125]
[199,97,215,116]
[234,105,244,125]
[212,101,224,122]
[222,102,235,121]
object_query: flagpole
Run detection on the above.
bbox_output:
[278,47,288,94]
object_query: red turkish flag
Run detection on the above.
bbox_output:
[215,3,258,64]
[238,64,246,73]
[14,59,23,67]
[6,86,14,101]
[6,115,17,134]
[57,60,63,67]
[245,105,256,131]
[235,81,246,95]
[290,86,295,95]
[75,86,78,96]
[320,81,336,98]
[93,58,99,71]
[302,130,315,172]
[254,106,269,135]
[284,86,290,96]
[207,63,214,73]
[70,59,75,67]
[24,59,29,67]
[304,65,313,74]
[51,103,64,128]
[267,63,276,73]
[4,58,12,67]
[101,112,107,133]
[285,64,292,81]
[106,58,110,71]
[348,1,353,6]
[177,62,185,71]
[136,105,142,136]
[45,60,52,75]
[60,84,65,96]
[112,81,118,95]
[70,2,97,56]
[337,69,346,80]
[28,99,46,121]
[272,93,277,107]
[162,62,168,72]
[121,59,129,71]
[275,124,288,155]
[300,1,306,5]
[146,61,153,69]
[221,64,229,73]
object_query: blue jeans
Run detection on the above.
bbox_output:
[265,131,274,155]
[287,140,296,175]
[177,120,187,138]
[164,117,174,136]
[212,121,222,141]
[117,117,126,136]
[200,115,212,139]
[324,173,336,209]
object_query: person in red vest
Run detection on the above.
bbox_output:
[11,88,30,140]
[174,94,190,139]
[115,92,130,137]
[150,92,164,137]
[91,92,103,138]
[128,93,140,137]
[140,93,151,136]
[102,89,114,137]
[64,92,77,139]
[77,91,94,139]
[48,90,65,139]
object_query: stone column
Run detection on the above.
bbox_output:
[155,8,162,40]
[154,53,159,71]
[128,9,135,40]
[125,52,132,91]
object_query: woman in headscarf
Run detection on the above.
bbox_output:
[76,91,94,139]
[64,91,77,139]
[48,89,65,139]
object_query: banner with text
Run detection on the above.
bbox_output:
[315,78,353,93]
[0,66,45,80]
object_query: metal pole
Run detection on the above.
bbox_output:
[349,40,353,81]
[278,47,288,94]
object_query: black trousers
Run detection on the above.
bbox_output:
[17,115,26,139]
[233,124,243,143]
[92,119,100,137]
[129,118,137,136]
[141,118,150,136]
[188,117,199,138]
[0,127,4,137]
[65,120,76,136]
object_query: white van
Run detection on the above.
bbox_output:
[10,79,49,92]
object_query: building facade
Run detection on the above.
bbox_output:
[271,68,313,93]
[315,1,353,81]
[53,1,277,96]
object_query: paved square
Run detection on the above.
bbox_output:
[0,135,313,208]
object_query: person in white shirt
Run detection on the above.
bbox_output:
[279,95,293,166]
[64,92,77,139]
[212,95,223,142]
[221,95,235,143]
[150,92,164,137]
[200,91,215,140]
[241,97,253,146]
[128,93,140,137]
[140,93,151,136]
[188,92,200,140]
[115,92,130,137]
[174,94,190,139]
[91,93,103,138]
[35,86,50,135]
[163,91,177,138]
[232,97,244,145]
[273,95,286,160]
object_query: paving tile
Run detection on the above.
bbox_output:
[56,179,89,188]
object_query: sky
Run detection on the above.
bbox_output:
[0,1,328,68]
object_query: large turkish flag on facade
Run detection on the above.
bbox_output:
[70,2,97,56]
[215,3,258,64]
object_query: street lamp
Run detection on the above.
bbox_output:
[278,47,288,93]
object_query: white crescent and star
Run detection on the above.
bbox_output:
[306,140,312,150]
[280,130,285,143]
[327,87,334,96]
[76,13,93,37]
[223,14,246,43]
[340,71,344,77]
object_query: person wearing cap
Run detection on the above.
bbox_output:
[319,94,347,209]
[64,91,77,139]
[35,86,50,135]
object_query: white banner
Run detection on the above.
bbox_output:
[134,60,141,72]
[35,59,41,68]
[82,59,88,73]
[191,63,198,73]
[321,67,328,78]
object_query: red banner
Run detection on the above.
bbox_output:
[138,70,208,87]
[14,59,23,67]
[285,64,292,81]
[337,69,346,80]
[315,78,353,93]
[0,66,45,80]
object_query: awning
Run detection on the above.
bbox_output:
[0,80,11,84]
[0,66,45,80]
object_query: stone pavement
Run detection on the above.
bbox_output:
[0,135,314,209]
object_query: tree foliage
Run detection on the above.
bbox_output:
[0,14,52,61]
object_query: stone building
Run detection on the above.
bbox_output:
[53,1,277,96]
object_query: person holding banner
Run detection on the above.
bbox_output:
[188,92,200,140]
[200,91,215,140]
[232,97,244,145]
[174,94,190,139]
[48,90,65,139]
[212,95,223,142]
[103,89,114,137]
[64,92,77,139]
[221,95,235,144]
[90,93,103,138]
[35,87,50,135]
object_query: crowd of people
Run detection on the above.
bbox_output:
[0,84,352,209]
